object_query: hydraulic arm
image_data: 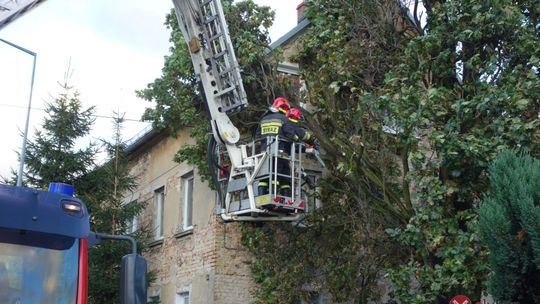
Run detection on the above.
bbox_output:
[172,0,247,168]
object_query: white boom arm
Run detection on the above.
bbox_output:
[172,0,248,168]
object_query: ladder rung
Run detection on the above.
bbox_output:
[276,173,292,178]
[219,68,233,76]
[226,104,247,113]
[214,86,236,97]
[204,15,217,24]
[209,33,222,42]
[214,50,227,59]
[201,0,213,6]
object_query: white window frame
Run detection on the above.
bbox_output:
[148,287,161,304]
[154,187,165,239]
[127,200,138,234]
[149,295,160,304]
[175,290,190,304]
[182,173,194,231]
[129,214,138,233]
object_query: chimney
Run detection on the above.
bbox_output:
[296,1,308,23]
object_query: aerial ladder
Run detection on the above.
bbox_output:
[172,0,313,221]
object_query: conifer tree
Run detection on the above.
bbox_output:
[79,113,147,304]
[479,151,540,303]
[23,79,96,188]
[17,71,148,302]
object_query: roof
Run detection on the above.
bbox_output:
[124,125,168,158]
[269,2,419,51]
[269,17,310,50]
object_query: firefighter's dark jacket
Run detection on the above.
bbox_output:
[255,112,315,149]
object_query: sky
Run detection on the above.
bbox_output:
[0,0,299,179]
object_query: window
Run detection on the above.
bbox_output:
[128,215,138,234]
[176,291,190,304]
[154,187,165,239]
[127,200,138,233]
[148,295,160,304]
[182,173,194,230]
[0,229,79,304]
[148,288,161,304]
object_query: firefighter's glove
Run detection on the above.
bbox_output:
[311,138,320,149]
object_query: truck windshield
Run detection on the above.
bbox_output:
[0,228,79,304]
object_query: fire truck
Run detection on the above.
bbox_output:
[0,182,147,304]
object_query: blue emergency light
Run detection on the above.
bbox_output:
[48,182,74,197]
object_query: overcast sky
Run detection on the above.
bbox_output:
[0,0,299,180]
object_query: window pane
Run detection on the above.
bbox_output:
[183,175,193,229]
[130,216,138,233]
[155,188,164,238]
[127,200,138,233]
[149,295,160,304]
[176,291,189,304]
[0,229,79,304]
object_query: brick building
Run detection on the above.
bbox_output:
[124,128,255,304]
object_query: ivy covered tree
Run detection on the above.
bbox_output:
[479,151,540,303]
[246,0,540,302]
[22,79,97,189]
[381,0,540,302]
[242,0,417,302]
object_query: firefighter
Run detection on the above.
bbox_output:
[282,107,321,195]
[284,107,317,146]
[255,97,293,197]
[255,97,291,150]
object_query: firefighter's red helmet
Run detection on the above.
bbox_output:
[286,108,304,122]
[271,97,290,113]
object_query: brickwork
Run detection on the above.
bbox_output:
[213,222,255,303]
[126,130,257,303]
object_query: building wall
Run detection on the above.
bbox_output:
[213,222,255,303]
[126,130,256,303]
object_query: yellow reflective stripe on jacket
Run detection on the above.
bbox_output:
[259,180,279,185]
[260,120,282,135]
